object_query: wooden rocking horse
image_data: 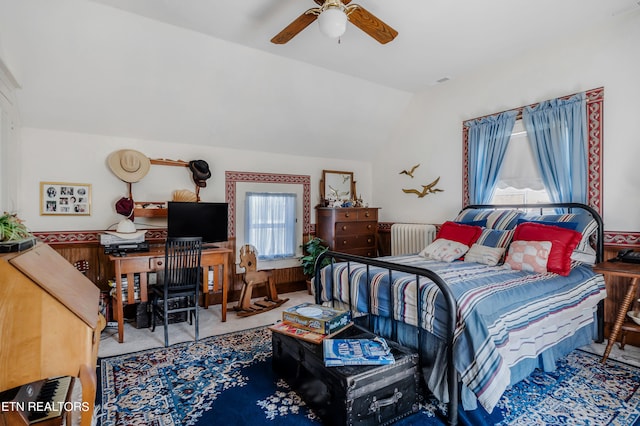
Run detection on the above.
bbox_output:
[233,244,288,317]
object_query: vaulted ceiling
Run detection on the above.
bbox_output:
[90,0,638,92]
[0,0,637,159]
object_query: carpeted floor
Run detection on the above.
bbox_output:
[98,290,315,358]
[96,326,640,426]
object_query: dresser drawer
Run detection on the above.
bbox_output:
[345,247,378,257]
[335,235,359,249]
[333,209,359,222]
[335,234,376,250]
[357,209,378,221]
[334,221,377,236]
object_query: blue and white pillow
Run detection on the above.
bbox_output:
[475,228,514,249]
[455,209,524,230]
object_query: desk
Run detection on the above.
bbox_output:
[109,246,232,343]
[592,260,640,363]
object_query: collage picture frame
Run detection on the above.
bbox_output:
[40,182,92,215]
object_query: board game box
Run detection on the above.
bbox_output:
[282,302,352,335]
[268,321,352,344]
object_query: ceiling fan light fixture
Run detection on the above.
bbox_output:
[318,7,347,39]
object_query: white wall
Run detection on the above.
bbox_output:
[0,57,20,213]
[17,127,373,233]
[373,11,640,231]
[0,0,411,163]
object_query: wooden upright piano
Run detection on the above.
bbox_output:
[0,243,101,426]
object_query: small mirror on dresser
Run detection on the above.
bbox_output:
[321,170,356,205]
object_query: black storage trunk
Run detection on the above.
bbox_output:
[272,324,420,426]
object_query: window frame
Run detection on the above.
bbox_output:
[225,170,311,239]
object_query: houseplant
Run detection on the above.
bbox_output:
[0,212,36,252]
[300,236,331,295]
[0,212,32,241]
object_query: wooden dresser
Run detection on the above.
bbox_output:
[316,207,380,257]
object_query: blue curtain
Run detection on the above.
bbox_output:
[522,93,587,204]
[245,192,297,260]
[466,110,518,204]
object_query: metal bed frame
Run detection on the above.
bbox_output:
[314,203,604,426]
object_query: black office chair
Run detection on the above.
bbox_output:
[150,237,203,347]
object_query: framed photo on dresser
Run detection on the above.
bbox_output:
[40,181,92,215]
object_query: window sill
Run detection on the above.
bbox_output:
[235,256,302,273]
[258,257,301,269]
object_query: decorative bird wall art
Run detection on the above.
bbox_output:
[399,163,420,178]
[402,176,444,198]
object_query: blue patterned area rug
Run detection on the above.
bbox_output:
[96,327,640,425]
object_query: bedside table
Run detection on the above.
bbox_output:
[592,260,640,363]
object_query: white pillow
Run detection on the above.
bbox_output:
[419,238,469,262]
[464,243,506,266]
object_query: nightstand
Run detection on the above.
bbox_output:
[592,260,640,363]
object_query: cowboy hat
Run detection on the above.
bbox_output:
[105,219,147,240]
[108,149,151,183]
[189,160,211,187]
[172,189,198,202]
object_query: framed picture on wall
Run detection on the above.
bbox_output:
[40,182,92,216]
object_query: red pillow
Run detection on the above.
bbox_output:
[512,222,582,276]
[436,221,483,246]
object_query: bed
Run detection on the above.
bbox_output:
[313,203,607,426]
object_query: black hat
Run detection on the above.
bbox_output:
[189,160,211,187]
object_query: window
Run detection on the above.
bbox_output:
[226,171,310,268]
[245,192,297,260]
[462,87,603,214]
[491,120,551,205]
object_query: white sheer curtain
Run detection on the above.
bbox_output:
[496,120,545,190]
[245,192,296,260]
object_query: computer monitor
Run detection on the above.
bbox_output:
[167,202,228,245]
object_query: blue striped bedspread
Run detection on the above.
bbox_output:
[317,255,607,412]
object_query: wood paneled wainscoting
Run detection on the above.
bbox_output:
[377,223,392,256]
[36,229,637,348]
[33,231,307,319]
[602,245,640,347]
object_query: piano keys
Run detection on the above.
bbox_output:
[0,376,76,425]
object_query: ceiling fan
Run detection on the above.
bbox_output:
[271,0,398,44]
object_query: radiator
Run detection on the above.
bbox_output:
[390,223,437,256]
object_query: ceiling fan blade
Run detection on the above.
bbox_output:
[271,12,318,44]
[348,6,398,44]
